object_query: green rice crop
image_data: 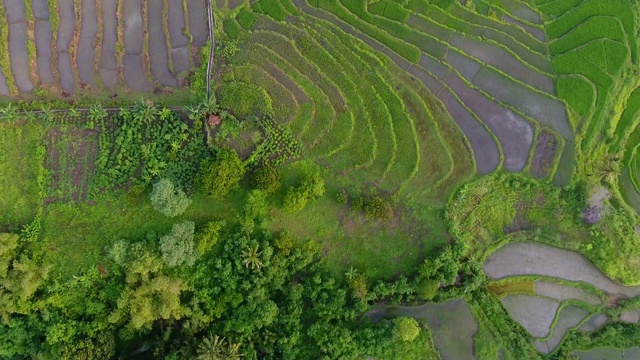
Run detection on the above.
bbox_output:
[223,18,241,37]
[233,64,298,122]
[576,40,607,70]
[536,0,582,17]
[611,87,640,151]
[549,16,625,56]
[545,0,637,62]
[605,40,630,75]
[313,0,421,63]
[552,51,614,89]
[252,0,289,21]
[378,0,410,22]
[236,7,257,29]
[556,75,595,117]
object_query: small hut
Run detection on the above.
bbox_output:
[208,114,221,126]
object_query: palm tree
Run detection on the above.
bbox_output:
[88,102,107,122]
[345,266,358,281]
[0,103,19,122]
[23,109,37,122]
[132,99,157,124]
[241,245,263,270]
[196,335,243,360]
[39,105,54,122]
[159,107,172,121]
[184,104,202,121]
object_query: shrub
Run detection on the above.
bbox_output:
[336,190,348,205]
[392,318,420,342]
[108,239,130,266]
[199,148,246,199]
[252,165,281,193]
[196,220,225,254]
[364,195,393,220]
[282,166,325,212]
[416,278,439,300]
[159,221,199,267]
[150,179,192,217]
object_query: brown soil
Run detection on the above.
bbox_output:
[531,130,559,179]
[71,0,83,86]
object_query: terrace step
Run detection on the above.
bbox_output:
[77,0,98,86]
[147,0,177,86]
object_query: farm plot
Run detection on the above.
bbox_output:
[0,121,44,227]
[44,125,99,203]
[483,241,640,297]
[386,299,479,360]
[530,129,561,180]
[573,347,640,360]
[0,0,209,97]
[501,294,559,338]
[579,313,608,332]
[541,0,636,152]
[534,281,602,306]
[533,305,590,354]
[296,0,571,179]
[227,13,471,196]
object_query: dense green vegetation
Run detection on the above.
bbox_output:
[2,0,640,359]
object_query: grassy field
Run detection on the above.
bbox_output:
[0,121,44,227]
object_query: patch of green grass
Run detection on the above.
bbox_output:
[218,81,271,118]
[556,75,596,117]
[37,190,245,278]
[269,194,448,281]
[0,122,44,227]
[552,51,613,89]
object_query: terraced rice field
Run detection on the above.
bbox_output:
[0,0,209,96]
[484,241,640,354]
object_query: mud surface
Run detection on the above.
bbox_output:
[187,0,208,47]
[32,0,50,20]
[123,54,152,91]
[56,0,75,49]
[167,0,189,48]
[502,294,559,338]
[77,0,98,85]
[35,20,54,83]
[123,0,143,54]
[3,0,25,24]
[438,89,500,173]
[171,47,191,74]
[58,52,75,91]
[147,0,176,86]
[9,23,34,92]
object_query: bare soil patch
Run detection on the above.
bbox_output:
[531,130,559,179]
